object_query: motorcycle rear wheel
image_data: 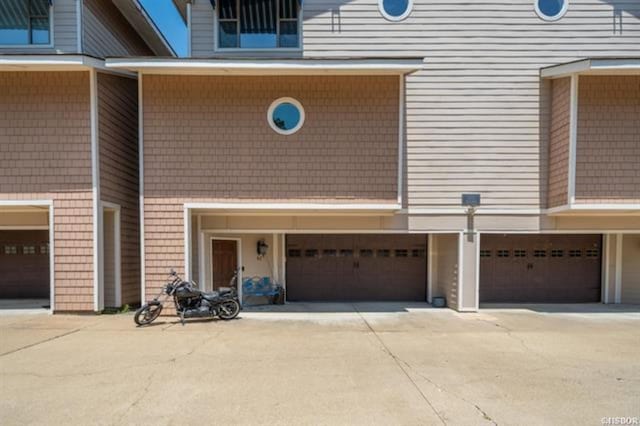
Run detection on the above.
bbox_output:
[134,303,163,326]
[218,299,240,320]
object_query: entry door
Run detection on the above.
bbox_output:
[286,234,427,301]
[212,240,238,291]
[102,209,118,308]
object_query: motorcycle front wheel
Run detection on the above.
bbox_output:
[134,303,163,326]
[218,299,240,320]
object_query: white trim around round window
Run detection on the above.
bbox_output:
[534,0,569,21]
[267,97,305,136]
[378,0,413,22]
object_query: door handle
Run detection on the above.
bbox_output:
[527,263,533,270]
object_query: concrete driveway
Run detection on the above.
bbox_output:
[1,303,639,425]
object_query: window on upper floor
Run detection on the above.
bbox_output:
[0,0,51,46]
[217,0,300,50]
[535,0,568,21]
[379,0,413,22]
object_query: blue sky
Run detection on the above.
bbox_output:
[139,0,188,56]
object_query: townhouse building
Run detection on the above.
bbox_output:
[0,0,172,311]
[104,0,639,311]
[1,0,638,313]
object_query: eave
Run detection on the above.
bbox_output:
[112,0,176,57]
[0,54,134,77]
[105,57,425,76]
[541,58,640,79]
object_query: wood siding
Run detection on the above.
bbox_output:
[97,72,140,306]
[547,77,571,208]
[575,76,640,204]
[83,0,154,58]
[143,75,399,203]
[0,0,78,54]
[0,72,93,311]
[190,0,640,210]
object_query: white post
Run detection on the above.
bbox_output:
[615,234,623,304]
[272,233,279,283]
[427,234,433,303]
[184,207,192,282]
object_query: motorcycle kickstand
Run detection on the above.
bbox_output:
[180,311,185,326]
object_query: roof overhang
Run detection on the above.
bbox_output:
[172,0,188,23]
[0,54,131,76]
[105,57,424,76]
[546,204,640,216]
[111,0,176,57]
[185,202,402,215]
[541,58,640,79]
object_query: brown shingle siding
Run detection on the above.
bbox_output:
[143,75,399,202]
[575,76,640,204]
[0,72,94,311]
[547,77,571,208]
[97,73,140,306]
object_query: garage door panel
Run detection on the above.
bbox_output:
[286,234,426,301]
[480,234,601,303]
[0,230,50,299]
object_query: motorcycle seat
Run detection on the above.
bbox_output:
[202,291,219,301]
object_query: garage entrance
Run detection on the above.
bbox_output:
[286,234,427,301]
[480,234,602,303]
[0,230,50,302]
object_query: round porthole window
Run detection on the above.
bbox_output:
[379,0,413,22]
[267,97,305,135]
[535,0,568,21]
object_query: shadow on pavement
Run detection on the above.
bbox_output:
[480,303,640,314]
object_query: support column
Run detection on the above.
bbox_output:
[602,234,624,304]
[458,232,479,312]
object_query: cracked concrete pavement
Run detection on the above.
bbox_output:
[1,303,639,425]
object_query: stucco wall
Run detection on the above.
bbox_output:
[97,72,140,306]
[575,76,640,204]
[0,71,94,311]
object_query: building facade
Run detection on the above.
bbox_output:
[106,0,640,311]
[1,0,638,312]
[0,0,172,311]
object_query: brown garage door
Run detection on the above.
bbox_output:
[480,234,601,303]
[286,234,427,301]
[0,231,50,299]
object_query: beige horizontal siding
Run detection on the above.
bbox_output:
[0,72,93,311]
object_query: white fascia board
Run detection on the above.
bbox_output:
[0,54,100,68]
[541,58,640,78]
[408,208,542,215]
[0,55,135,77]
[105,58,424,75]
[184,202,402,213]
[547,204,640,215]
[0,199,53,207]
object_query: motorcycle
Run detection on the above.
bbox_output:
[134,269,241,326]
